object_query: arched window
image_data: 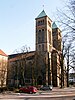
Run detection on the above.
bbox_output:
[38,30,41,43]
[42,44,44,51]
[38,19,45,26]
[42,29,44,42]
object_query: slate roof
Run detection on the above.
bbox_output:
[52,22,58,29]
[8,51,35,62]
[0,49,8,57]
[36,10,47,19]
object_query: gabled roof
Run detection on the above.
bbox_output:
[8,51,35,62]
[0,49,8,57]
[36,10,47,19]
[52,22,58,29]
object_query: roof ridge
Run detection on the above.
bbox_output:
[0,49,8,57]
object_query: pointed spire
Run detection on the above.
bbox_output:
[43,5,44,10]
[52,22,58,29]
[36,10,47,19]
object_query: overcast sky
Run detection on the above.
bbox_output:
[0,0,67,55]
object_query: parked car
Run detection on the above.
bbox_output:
[19,86,37,93]
[40,85,53,91]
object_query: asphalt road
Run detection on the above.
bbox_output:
[0,87,75,100]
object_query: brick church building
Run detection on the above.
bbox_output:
[7,10,67,88]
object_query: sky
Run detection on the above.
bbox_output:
[0,0,67,55]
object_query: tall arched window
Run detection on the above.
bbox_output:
[38,30,41,43]
[42,29,44,42]
[42,44,44,51]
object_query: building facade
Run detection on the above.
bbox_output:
[7,10,67,88]
[0,49,8,87]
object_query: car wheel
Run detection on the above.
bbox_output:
[29,91,33,94]
[33,92,36,94]
[19,90,22,93]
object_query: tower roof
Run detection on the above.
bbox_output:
[52,22,58,29]
[36,10,47,19]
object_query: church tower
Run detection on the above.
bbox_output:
[52,22,62,51]
[51,22,62,87]
[35,10,53,86]
[35,10,64,87]
[35,10,53,52]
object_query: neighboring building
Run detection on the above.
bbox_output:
[7,10,67,88]
[7,51,35,87]
[0,49,8,87]
[69,73,75,83]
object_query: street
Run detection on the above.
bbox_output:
[0,87,75,100]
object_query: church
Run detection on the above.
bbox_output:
[7,10,67,88]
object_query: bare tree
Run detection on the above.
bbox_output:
[54,0,75,87]
[16,45,30,86]
[8,45,31,88]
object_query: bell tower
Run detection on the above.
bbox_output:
[35,10,53,52]
[52,22,62,51]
